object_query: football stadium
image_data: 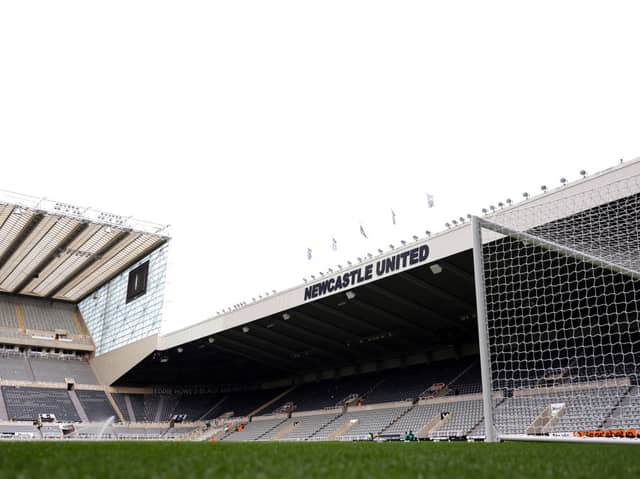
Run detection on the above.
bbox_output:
[1,159,640,478]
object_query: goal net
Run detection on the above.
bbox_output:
[474,176,640,441]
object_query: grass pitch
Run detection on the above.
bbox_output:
[0,441,638,479]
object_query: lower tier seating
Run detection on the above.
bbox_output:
[2,386,81,422]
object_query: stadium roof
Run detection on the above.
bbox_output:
[93,157,640,386]
[0,190,170,302]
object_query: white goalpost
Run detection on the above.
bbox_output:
[472,178,640,443]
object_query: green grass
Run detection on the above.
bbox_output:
[0,441,639,479]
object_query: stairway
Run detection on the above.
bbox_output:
[68,390,89,422]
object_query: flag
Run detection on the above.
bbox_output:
[391,209,397,225]
[359,225,368,239]
[307,248,312,260]
[426,193,435,208]
[332,237,337,251]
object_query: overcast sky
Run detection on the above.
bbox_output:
[1,1,638,333]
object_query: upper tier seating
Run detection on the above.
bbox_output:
[0,302,19,329]
[447,362,482,395]
[20,303,77,333]
[0,351,32,381]
[172,394,225,422]
[221,388,289,417]
[29,355,98,384]
[271,374,381,412]
[364,361,468,404]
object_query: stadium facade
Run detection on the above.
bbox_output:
[0,159,639,441]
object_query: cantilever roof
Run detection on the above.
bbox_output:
[0,191,169,302]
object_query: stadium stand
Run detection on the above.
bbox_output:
[382,403,442,436]
[604,386,640,429]
[278,412,342,441]
[1,386,81,422]
[221,388,290,417]
[429,399,484,438]
[0,351,33,381]
[75,390,118,422]
[446,361,482,395]
[0,302,19,329]
[337,406,411,440]
[128,394,156,423]
[111,393,132,422]
[270,374,381,412]
[172,394,225,422]
[29,355,98,384]
[223,417,287,441]
[363,361,469,404]
[20,303,78,333]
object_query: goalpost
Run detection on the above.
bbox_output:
[472,179,640,442]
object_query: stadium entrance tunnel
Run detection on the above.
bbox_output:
[115,249,480,387]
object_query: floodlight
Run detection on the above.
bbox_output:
[560,177,567,185]
[242,326,250,333]
[541,185,547,192]
[580,169,587,178]
[430,263,443,275]
[282,313,291,320]
[412,235,419,240]
[523,192,529,199]
[346,291,356,300]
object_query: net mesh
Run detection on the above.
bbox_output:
[479,184,640,437]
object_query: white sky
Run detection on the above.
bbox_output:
[1,1,639,333]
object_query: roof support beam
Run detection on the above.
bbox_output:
[309,301,427,351]
[350,298,437,339]
[396,271,475,311]
[364,283,472,333]
[439,259,475,283]
[303,303,395,355]
[213,335,298,373]
[0,212,45,272]
[284,311,380,361]
[13,222,90,294]
[224,328,322,369]
[46,231,132,299]
[249,324,351,364]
